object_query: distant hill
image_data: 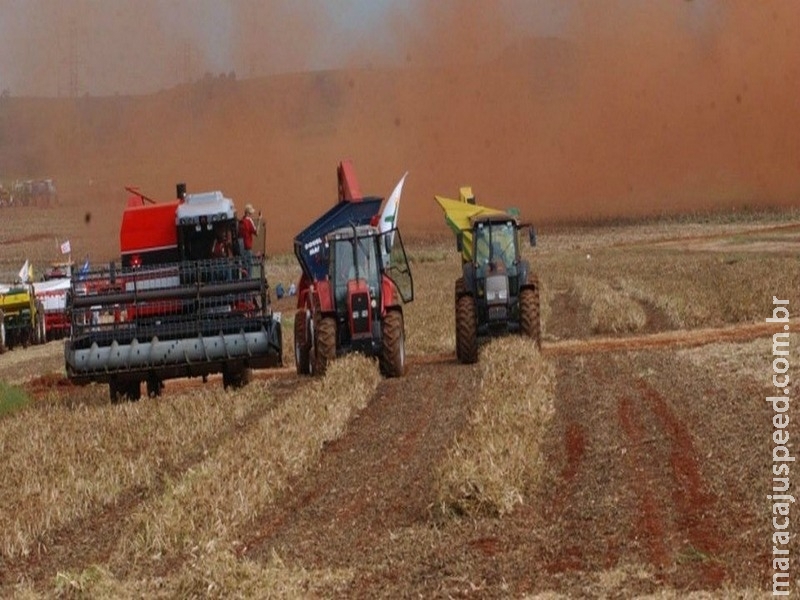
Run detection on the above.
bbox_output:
[0,35,797,256]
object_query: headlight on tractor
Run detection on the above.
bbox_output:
[485,275,509,303]
[486,288,508,301]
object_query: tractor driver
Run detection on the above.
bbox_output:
[211,224,233,259]
[490,224,514,268]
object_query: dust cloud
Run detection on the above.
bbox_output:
[0,1,797,258]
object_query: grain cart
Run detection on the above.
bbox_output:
[64,184,283,402]
[0,284,45,349]
[293,162,413,376]
[435,187,540,363]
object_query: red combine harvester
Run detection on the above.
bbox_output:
[64,184,283,402]
[293,161,413,377]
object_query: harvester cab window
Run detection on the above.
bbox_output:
[178,222,215,261]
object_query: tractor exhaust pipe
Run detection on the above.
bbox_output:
[176,182,186,201]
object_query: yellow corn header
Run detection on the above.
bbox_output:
[434,186,508,263]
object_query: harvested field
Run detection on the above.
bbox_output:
[0,208,798,597]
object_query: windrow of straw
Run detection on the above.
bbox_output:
[571,275,648,335]
[113,354,380,566]
[435,337,554,517]
[0,384,263,560]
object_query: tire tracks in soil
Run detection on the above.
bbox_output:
[546,318,799,356]
[417,318,797,365]
[0,373,306,592]
[540,352,727,589]
[243,359,481,571]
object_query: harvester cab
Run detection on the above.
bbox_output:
[435,189,540,364]
[293,161,413,377]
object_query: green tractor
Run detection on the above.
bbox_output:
[435,187,540,363]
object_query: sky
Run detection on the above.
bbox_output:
[0,0,578,96]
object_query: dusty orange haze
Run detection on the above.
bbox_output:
[0,1,797,260]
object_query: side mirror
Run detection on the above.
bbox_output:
[456,233,463,252]
[528,227,537,248]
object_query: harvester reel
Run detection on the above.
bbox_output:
[379,309,405,377]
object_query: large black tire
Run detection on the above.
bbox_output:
[146,374,164,398]
[110,381,141,403]
[0,310,5,353]
[223,367,251,390]
[454,277,466,298]
[519,285,542,349]
[379,309,405,377]
[294,310,311,375]
[313,316,336,376]
[455,294,478,364]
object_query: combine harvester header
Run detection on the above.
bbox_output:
[434,186,510,263]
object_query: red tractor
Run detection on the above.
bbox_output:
[293,162,414,377]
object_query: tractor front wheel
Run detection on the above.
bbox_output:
[519,286,541,349]
[455,294,478,364]
[294,310,311,375]
[379,309,405,377]
[313,317,336,376]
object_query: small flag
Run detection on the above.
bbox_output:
[78,257,90,279]
[60,240,71,255]
[18,259,30,283]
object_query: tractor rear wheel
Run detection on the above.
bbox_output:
[313,316,336,376]
[455,294,478,364]
[379,309,405,377]
[294,310,311,375]
[519,285,541,349]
